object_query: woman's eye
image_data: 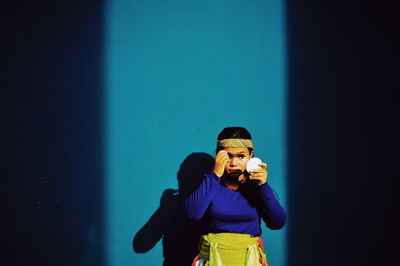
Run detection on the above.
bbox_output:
[239,155,245,158]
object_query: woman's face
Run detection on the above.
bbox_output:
[223,147,254,178]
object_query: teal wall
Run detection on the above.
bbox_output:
[104,1,286,265]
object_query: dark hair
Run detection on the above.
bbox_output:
[216,127,253,154]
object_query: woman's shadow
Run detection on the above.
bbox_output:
[133,152,214,266]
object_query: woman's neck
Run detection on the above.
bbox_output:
[222,174,246,190]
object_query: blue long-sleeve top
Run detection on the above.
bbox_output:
[183,172,286,237]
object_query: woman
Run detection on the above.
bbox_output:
[183,127,286,266]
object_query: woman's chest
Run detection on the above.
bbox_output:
[207,188,258,222]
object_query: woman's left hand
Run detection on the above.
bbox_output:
[249,162,268,185]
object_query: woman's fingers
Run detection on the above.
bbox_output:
[214,150,229,177]
[249,164,268,185]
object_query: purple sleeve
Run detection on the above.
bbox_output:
[255,183,287,230]
[183,172,220,221]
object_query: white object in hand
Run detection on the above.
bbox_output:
[246,157,262,173]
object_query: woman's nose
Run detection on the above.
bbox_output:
[229,157,238,166]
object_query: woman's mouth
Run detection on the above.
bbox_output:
[227,169,243,175]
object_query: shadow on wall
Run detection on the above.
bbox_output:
[286,1,400,265]
[1,1,105,265]
[133,153,214,266]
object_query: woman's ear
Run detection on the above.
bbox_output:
[250,150,254,158]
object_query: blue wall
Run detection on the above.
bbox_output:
[104,0,287,265]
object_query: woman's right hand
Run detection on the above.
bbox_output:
[213,150,229,177]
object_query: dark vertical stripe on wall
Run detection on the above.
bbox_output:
[1,1,104,265]
[286,1,399,265]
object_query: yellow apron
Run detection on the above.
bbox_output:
[193,233,268,266]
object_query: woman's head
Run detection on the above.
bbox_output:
[216,127,254,179]
[216,127,253,154]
